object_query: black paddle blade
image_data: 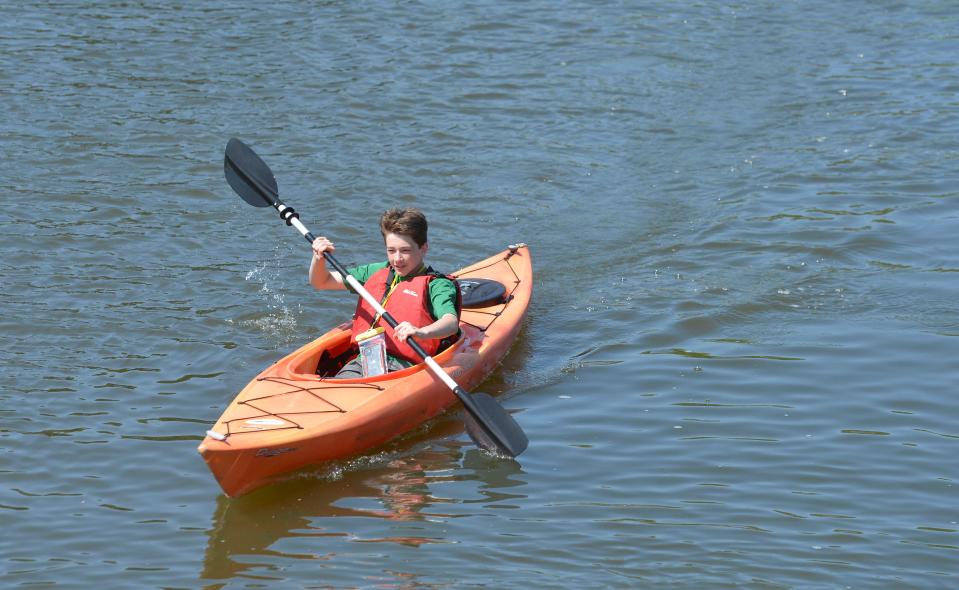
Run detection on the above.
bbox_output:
[462,392,528,457]
[224,138,279,208]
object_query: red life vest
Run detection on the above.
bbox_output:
[351,266,456,363]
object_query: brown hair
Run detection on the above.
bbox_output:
[380,208,428,247]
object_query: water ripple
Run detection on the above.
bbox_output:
[3,0,958,588]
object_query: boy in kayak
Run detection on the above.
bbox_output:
[309,207,459,378]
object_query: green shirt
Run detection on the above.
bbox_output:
[345,261,458,320]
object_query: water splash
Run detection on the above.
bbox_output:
[238,262,300,341]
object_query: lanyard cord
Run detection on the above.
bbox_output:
[380,270,401,304]
[372,268,402,327]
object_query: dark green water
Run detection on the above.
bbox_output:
[3,1,958,588]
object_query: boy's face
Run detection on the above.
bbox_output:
[384,232,428,277]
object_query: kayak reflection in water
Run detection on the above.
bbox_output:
[309,208,460,379]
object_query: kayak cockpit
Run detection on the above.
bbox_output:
[281,277,508,379]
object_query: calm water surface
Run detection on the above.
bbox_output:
[3,1,958,588]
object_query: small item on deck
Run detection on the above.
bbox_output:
[456,278,507,308]
[356,326,388,377]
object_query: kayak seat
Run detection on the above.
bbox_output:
[315,343,357,377]
[456,278,507,308]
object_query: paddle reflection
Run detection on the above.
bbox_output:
[200,422,529,584]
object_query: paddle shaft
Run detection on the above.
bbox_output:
[226,144,464,392]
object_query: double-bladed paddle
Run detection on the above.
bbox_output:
[223,137,528,458]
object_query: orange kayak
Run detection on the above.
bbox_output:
[198,244,532,497]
